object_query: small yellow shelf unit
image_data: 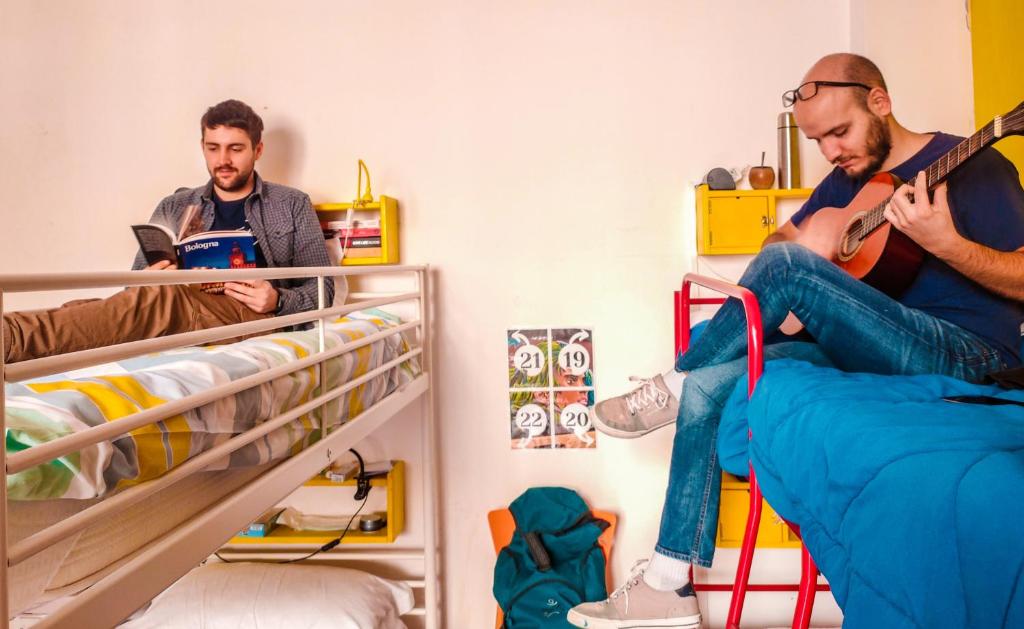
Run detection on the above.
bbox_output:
[229,460,405,545]
[696,185,813,255]
[716,472,801,548]
[315,195,400,266]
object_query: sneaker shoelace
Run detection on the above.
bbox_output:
[624,377,669,416]
[608,559,649,612]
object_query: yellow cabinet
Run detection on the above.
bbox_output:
[717,472,801,548]
[696,185,813,255]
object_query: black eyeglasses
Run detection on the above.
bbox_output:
[782,80,872,107]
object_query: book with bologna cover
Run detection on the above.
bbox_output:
[132,203,259,293]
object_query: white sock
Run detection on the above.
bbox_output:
[660,368,687,401]
[643,551,691,591]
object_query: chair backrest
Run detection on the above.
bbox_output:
[488,507,617,629]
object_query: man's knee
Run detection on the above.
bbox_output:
[117,284,192,308]
[755,241,817,269]
[108,284,200,335]
[744,242,821,287]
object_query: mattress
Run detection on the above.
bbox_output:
[6,310,418,500]
[718,359,1024,628]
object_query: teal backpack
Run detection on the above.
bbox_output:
[493,487,610,628]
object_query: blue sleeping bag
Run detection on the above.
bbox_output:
[716,359,1024,628]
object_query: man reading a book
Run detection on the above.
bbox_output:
[3,99,333,363]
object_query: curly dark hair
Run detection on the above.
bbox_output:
[200,99,264,146]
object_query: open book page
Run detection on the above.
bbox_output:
[131,224,177,266]
[177,203,205,241]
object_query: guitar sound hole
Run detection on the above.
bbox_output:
[842,218,865,257]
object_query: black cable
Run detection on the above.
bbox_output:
[216,449,371,565]
[214,493,369,565]
[280,494,369,563]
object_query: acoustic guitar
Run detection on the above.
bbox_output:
[799,100,1024,297]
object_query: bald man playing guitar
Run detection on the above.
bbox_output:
[570,53,1024,629]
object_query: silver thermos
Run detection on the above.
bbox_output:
[777,112,801,189]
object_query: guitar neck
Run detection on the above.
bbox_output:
[912,121,1004,189]
[860,120,1005,235]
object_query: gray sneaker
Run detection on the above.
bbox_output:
[567,561,701,629]
[592,375,679,438]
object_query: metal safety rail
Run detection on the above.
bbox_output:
[0,265,439,628]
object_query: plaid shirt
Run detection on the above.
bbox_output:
[132,173,333,315]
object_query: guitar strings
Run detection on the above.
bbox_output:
[844,109,1023,247]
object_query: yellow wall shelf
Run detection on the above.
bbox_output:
[696,185,813,255]
[228,460,405,546]
[315,195,400,266]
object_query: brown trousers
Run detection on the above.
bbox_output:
[3,285,272,364]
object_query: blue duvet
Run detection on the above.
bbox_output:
[717,359,1024,628]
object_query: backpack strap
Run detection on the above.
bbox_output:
[513,506,611,573]
[523,531,552,571]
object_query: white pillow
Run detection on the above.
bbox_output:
[121,562,413,628]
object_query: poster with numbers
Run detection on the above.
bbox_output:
[507,327,596,449]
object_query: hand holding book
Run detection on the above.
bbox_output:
[145,260,178,271]
[132,203,262,294]
[223,279,279,314]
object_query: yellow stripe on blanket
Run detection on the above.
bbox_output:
[27,377,190,487]
[344,329,373,418]
[271,338,319,448]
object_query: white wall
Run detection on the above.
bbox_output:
[0,2,974,627]
[850,0,975,136]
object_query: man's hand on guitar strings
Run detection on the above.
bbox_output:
[884,171,962,257]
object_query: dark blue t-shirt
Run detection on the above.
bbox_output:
[792,132,1024,366]
[212,193,268,267]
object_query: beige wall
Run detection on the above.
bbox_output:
[850,0,975,136]
[1,1,974,627]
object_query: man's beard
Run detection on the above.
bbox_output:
[212,166,254,192]
[860,114,892,177]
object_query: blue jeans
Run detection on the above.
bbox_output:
[655,243,1005,566]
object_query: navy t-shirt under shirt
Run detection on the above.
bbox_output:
[211,192,268,268]
[792,132,1024,366]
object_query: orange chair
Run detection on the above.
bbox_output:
[488,508,617,629]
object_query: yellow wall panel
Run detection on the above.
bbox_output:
[971,0,1024,180]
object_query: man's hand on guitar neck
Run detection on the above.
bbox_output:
[884,171,959,256]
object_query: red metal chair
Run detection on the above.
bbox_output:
[675,273,828,629]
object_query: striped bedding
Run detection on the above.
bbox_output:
[4,310,418,501]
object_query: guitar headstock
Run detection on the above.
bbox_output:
[998,100,1024,137]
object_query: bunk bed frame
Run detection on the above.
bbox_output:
[0,264,439,628]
